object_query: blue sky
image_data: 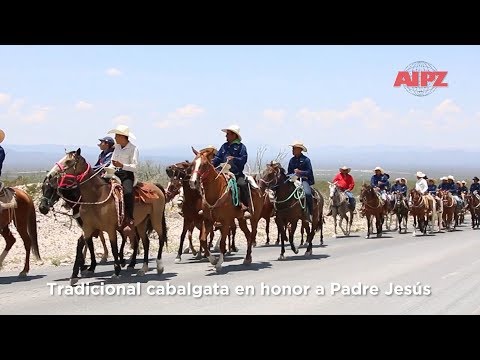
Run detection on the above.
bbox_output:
[0,45,478,153]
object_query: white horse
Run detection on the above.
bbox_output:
[328,182,354,237]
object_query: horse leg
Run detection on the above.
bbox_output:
[276,218,288,260]
[288,221,299,255]
[265,217,270,245]
[70,236,87,285]
[332,209,338,238]
[365,214,372,239]
[176,222,189,263]
[119,231,128,267]
[84,236,97,274]
[99,232,109,263]
[0,227,17,273]
[214,225,230,272]
[200,220,214,265]
[376,214,383,237]
[107,229,122,278]
[300,222,305,246]
[231,223,238,252]
[187,226,198,256]
[250,217,259,248]
[238,218,253,265]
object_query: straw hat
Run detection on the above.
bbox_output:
[0,129,4,144]
[373,166,384,173]
[289,141,307,152]
[200,144,218,154]
[428,178,435,184]
[395,178,401,182]
[221,125,242,141]
[447,175,455,181]
[461,180,466,184]
[108,124,136,140]
[416,171,426,178]
[401,177,407,184]
[339,165,351,172]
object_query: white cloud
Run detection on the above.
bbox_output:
[263,109,286,124]
[75,101,93,110]
[0,93,11,105]
[8,99,24,114]
[433,99,461,116]
[23,107,50,124]
[106,68,122,77]
[154,104,205,129]
[112,115,132,125]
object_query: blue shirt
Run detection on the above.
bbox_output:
[438,182,449,190]
[391,183,407,195]
[93,148,114,172]
[212,140,248,176]
[470,183,480,193]
[371,174,390,191]
[0,146,4,177]
[427,184,437,195]
[287,154,314,185]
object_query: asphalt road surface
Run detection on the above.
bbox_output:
[2,223,480,315]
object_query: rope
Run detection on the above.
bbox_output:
[228,177,239,206]
[275,183,306,210]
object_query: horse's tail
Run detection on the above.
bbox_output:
[155,183,168,247]
[27,196,41,260]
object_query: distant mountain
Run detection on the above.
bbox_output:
[1,143,478,180]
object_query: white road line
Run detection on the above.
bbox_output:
[441,272,460,279]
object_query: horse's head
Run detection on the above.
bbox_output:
[360,184,374,202]
[47,148,91,190]
[39,175,59,215]
[328,181,339,200]
[259,161,286,192]
[165,161,192,202]
[189,147,214,190]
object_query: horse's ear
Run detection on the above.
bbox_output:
[76,148,81,156]
[191,147,198,156]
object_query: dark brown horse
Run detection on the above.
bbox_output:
[359,184,386,238]
[47,149,167,284]
[189,147,264,271]
[391,191,409,233]
[0,187,41,277]
[259,161,323,259]
[465,193,480,229]
[165,160,237,262]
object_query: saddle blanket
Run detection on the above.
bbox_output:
[0,186,17,211]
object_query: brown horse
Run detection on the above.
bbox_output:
[391,191,409,233]
[165,161,237,262]
[438,190,456,231]
[259,161,324,259]
[359,184,386,238]
[465,193,480,229]
[47,149,167,284]
[189,147,264,271]
[0,187,41,277]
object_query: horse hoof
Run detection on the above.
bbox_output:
[278,255,285,261]
[209,255,218,265]
[70,278,79,286]
[126,265,135,272]
[120,259,127,268]
[137,269,145,276]
[194,253,202,260]
[332,234,337,238]
[157,266,164,275]
[100,257,108,264]
[175,257,181,263]
[232,246,238,252]
[243,258,252,265]
[183,248,191,254]
[294,249,299,254]
[18,271,28,278]
[252,241,257,247]
[304,250,312,256]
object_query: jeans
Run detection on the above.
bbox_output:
[344,190,356,208]
[302,182,313,215]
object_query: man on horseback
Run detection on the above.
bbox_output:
[470,176,480,194]
[415,171,436,215]
[0,129,5,191]
[370,166,390,202]
[438,177,448,190]
[93,136,115,173]
[391,178,408,197]
[212,125,251,218]
[446,175,464,208]
[287,141,315,222]
[327,165,355,216]
[107,124,139,232]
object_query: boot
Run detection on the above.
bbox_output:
[241,203,251,219]
[123,217,135,234]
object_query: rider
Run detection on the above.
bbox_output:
[415,171,435,214]
[459,180,468,198]
[446,175,463,207]
[107,124,139,232]
[212,125,250,218]
[470,176,480,194]
[438,176,448,191]
[327,165,355,216]
[287,141,315,222]
[92,136,115,173]
[0,129,5,191]
[370,166,390,202]
[427,178,437,195]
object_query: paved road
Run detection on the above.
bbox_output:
[2,224,480,314]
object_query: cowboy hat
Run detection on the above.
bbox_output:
[447,175,455,180]
[461,180,466,184]
[221,125,242,141]
[290,141,307,152]
[395,178,401,182]
[440,176,447,181]
[200,144,218,154]
[0,129,5,144]
[473,176,479,181]
[108,124,136,140]
[416,171,426,178]
[401,177,407,184]
[373,166,383,173]
[427,178,435,183]
[339,165,351,172]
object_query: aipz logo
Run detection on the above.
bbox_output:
[394,61,448,97]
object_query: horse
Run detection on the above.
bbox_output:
[328,182,354,237]
[165,160,237,263]
[409,189,438,236]
[391,191,409,233]
[188,147,264,271]
[359,184,387,238]
[259,161,323,260]
[46,149,167,284]
[438,190,456,231]
[0,186,41,277]
[465,192,480,229]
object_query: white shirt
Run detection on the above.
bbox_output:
[111,142,139,183]
[415,178,428,194]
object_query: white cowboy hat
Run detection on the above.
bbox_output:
[428,178,436,183]
[0,129,4,144]
[401,178,407,184]
[395,178,401,182]
[339,165,351,172]
[440,176,447,181]
[447,175,455,180]
[461,180,466,184]
[221,125,242,141]
[200,144,218,154]
[373,166,383,173]
[416,171,426,178]
[108,124,136,140]
[289,141,307,152]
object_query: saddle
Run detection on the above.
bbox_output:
[134,182,160,204]
[0,186,17,212]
